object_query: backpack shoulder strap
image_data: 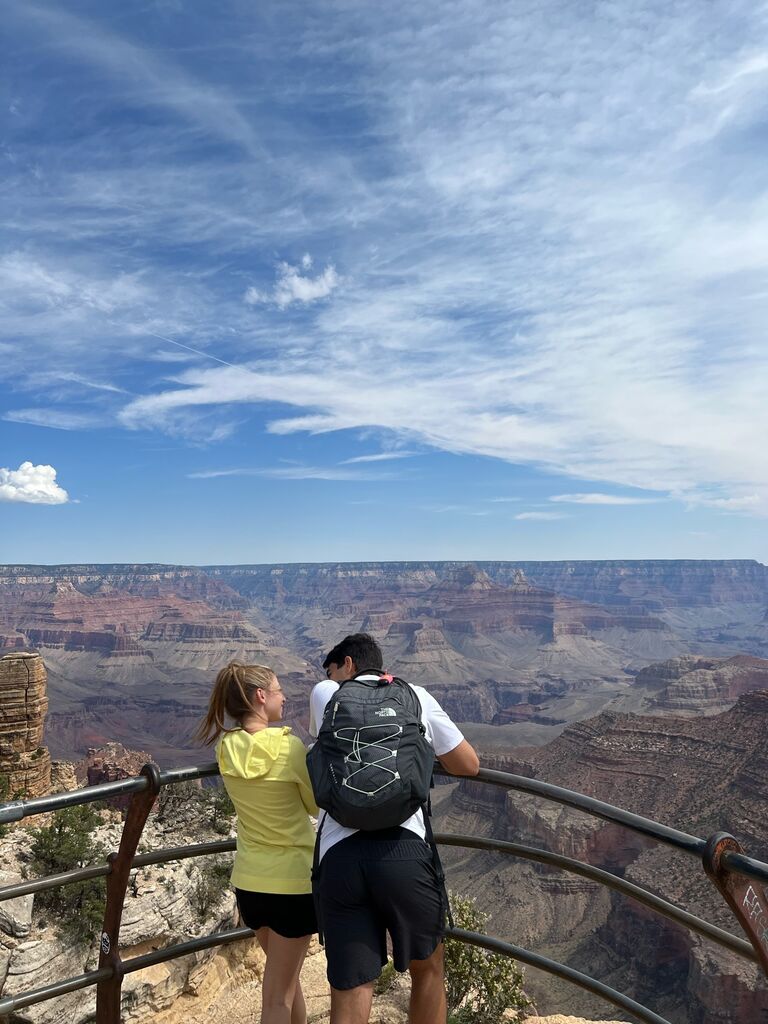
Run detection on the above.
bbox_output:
[389,676,423,718]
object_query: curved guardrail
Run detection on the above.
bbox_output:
[0,763,766,1024]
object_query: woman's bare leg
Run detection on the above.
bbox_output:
[255,928,311,1024]
[291,979,307,1024]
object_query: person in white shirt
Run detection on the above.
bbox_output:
[309,633,479,1024]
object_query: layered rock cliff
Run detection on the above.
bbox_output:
[633,654,768,714]
[0,653,51,798]
[439,692,768,1023]
[2,559,768,763]
[0,777,239,1024]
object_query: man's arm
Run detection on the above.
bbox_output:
[436,738,480,777]
[308,679,339,737]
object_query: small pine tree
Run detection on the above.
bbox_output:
[29,804,107,947]
[445,891,533,1024]
[209,784,236,835]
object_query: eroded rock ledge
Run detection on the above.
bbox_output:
[0,652,51,798]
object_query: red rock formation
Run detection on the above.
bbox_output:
[0,652,51,798]
[75,741,154,808]
[634,654,768,713]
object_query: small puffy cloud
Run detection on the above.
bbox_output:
[550,492,661,505]
[515,511,568,521]
[244,259,340,308]
[0,462,69,504]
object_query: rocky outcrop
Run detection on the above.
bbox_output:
[0,652,51,798]
[73,743,154,808]
[634,654,768,714]
[0,790,239,1024]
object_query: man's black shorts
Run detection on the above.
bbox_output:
[235,889,317,938]
[315,828,446,990]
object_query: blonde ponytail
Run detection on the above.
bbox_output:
[194,661,277,745]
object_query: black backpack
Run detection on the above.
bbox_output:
[306,671,435,830]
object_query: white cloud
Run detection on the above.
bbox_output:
[0,462,69,504]
[7,1,768,522]
[550,493,662,506]
[188,464,391,481]
[515,512,568,522]
[687,493,763,513]
[8,3,263,157]
[245,260,340,309]
[3,409,101,430]
[341,451,417,464]
[57,373,127,394]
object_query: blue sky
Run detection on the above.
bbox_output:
[2,0,768,564]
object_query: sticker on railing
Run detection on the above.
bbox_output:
[101,932,111,955]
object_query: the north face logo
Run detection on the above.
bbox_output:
[374,707,397,717]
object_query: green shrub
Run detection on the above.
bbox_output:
[374,958,397,995]
[209,783,236,834]
[29,804,107,947]
[0,773,9,839]
[445,891,533,1024]
[192,857,232,922]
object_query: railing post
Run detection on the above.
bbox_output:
[703,831,768,977]
[96,763,162,1024]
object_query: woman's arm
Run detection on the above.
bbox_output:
[290,737,319,816]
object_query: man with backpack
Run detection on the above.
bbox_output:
[307,633,480,1024]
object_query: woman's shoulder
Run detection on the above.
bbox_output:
[282,729,308,753]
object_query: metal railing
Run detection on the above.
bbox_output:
[0,763,767,1024]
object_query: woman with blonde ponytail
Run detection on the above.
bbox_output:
[197,662,317,1024]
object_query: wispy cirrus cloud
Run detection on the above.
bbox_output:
[3,409,102,430]
[550,493,663,506]
[515,512,569,522]
[5,0,768,527]
[0,462,69,504]
[188,464,393,481]
[341,451,418,464]
[8,2,264,158]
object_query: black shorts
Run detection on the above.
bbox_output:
[235,889,317,938]
[315,829,445,990]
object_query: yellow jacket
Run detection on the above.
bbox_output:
[216,726,317,894]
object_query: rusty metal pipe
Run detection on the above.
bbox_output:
[436,833,756,963]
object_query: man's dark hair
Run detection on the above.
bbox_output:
[323,632,383,673]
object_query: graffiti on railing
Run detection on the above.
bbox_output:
[703,831,768,976]
[743,887,768,949]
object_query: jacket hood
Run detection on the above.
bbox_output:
[217,726,291,779]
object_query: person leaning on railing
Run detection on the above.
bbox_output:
[196,662,318,1024]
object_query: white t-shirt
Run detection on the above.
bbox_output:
[309,675,464,861]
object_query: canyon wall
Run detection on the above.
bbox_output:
[2,559,768,763]
[438,691,768,1023]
